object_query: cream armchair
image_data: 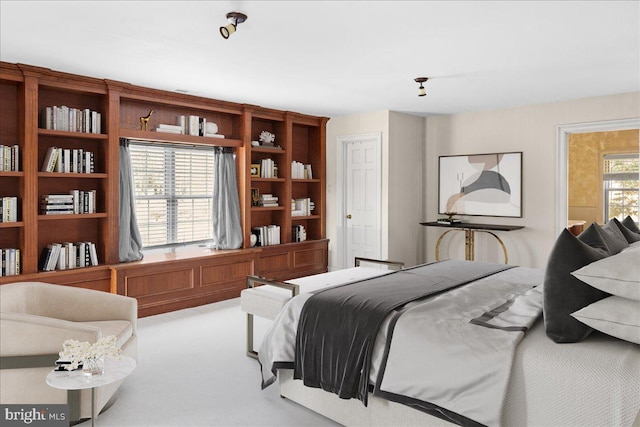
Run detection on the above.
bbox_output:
[0,282,137,422]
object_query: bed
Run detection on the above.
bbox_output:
[256,221,640,427]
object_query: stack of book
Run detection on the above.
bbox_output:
[40,194,74,215]
[39,241,99,272]
[0,248,20,276]
[0,197,18,222]
[259,194,279,207]
[260,158,277,178]
[41,147,94,173]
[291,198,315,217]
[0,144,19,171]
[175,115,224,138]
[155,124,183,134]
[292,224,307,243]
[251,225,281,247]
[437,217,462,225]
[291,161,313,179]
[41,190,97,215]
[42,106,101,134]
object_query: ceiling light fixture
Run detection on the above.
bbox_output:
[220,12,248,39]
[414,77,428,97]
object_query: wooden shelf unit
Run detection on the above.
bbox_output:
[1,61,328,302]
[0,65,27,277]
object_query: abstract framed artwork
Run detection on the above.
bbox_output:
[438,152,522,218]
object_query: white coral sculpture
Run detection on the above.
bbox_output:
[259,131,275,143]
[58,335,122,370]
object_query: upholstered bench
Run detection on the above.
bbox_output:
[241,258,403,358]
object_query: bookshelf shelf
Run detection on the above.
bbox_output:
[38,129,108,140]
[251,177,286,183]
[0,221,24,228]
[38,172,108,179]
[291,215,321,220]
[292,178,321,183]
[38,213,107,221]
[251,146,286,154]
[251,206,285,212]
[119,128,242,148]
[0,171,24,177]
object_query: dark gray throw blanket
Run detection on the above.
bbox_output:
[293,260,514,405]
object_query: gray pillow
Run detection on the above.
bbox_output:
[611,218,640,244]
[600,221,629,254]
[622,216,640,234]
[577,223,612,254]
[543,228,610,343]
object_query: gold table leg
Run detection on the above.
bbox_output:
[435,230,456,261]
[434,229,509,264]
[465,230,475,261]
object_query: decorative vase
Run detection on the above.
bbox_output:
[82,355,105,376]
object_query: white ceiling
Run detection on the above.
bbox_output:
[1,1,638,118]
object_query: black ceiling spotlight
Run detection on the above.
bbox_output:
[220,12,248,39]
[414,77,428,97]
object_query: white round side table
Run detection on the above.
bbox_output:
[46,356,136,427]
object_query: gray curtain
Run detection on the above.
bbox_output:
[119,139,144,262]
[212,147,243,249]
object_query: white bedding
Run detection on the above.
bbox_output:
[259,265,640,426]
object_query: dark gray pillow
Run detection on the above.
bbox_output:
[600,221,629,254]
[612,218,640,243]
[543,228,610,343]
[622,216,640,234]
[577,223,612,254]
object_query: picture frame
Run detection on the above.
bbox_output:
[250,164,261,177]
[438,152,522,218]
[251,188,260,207]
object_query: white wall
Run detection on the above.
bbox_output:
[326,111,425,270]
[388,111,425,267]
[424,91,640,269]
[326,111,389,270]
[326,92,639,271]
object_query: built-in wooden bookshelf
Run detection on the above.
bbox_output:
[0,61,328,310]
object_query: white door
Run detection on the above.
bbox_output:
[339,133,382,268]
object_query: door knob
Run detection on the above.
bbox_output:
[346,214,352,219]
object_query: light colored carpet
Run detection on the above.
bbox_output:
[78,298,338,427]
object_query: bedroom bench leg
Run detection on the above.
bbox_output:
[246,313,258,359]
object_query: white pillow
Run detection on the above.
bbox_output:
[571,246,640,301]
[571,296,640,344]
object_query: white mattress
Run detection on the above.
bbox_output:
[260,267,640,426]
[503,318,640,427]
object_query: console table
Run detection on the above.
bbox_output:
[420,222,524,264]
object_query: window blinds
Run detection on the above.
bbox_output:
[129,141,215,248]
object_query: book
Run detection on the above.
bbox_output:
[47,243,62,271]
[89,242,99,266]
[155,127,182,134]
[39,245,53,271]
[188,115,199,136]
[198,117,206,137]
[41,146,59,172]
[11,144,19,171]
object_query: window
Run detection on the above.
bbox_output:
[603,153,639,223]
[129,141,215,248]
